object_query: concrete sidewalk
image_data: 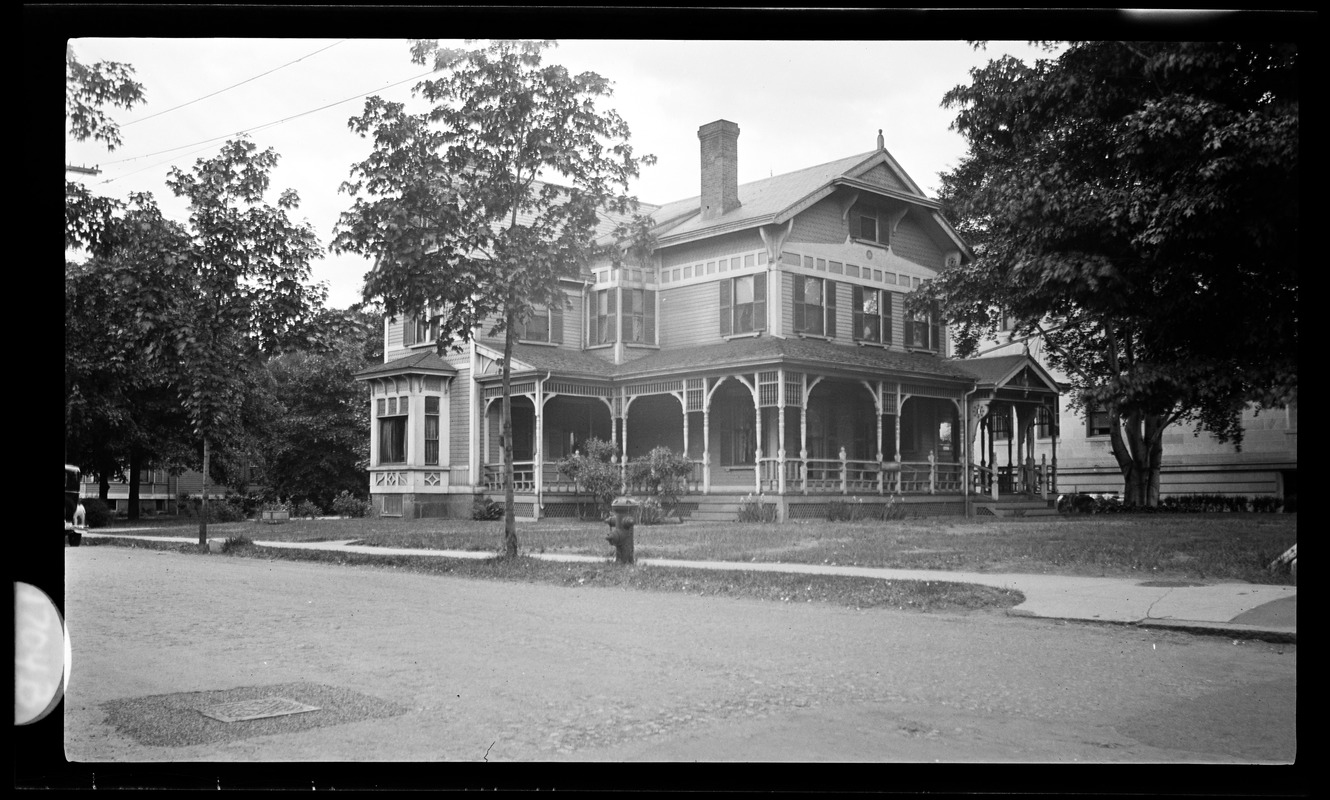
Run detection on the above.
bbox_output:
[81,531,1297,643]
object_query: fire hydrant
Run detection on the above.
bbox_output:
[605,496,637,564]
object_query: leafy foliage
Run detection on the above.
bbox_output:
[624,446,693,520]
[471,495,505,521]
[334,40,654,556]
[736,495,778,523]
[332,490,373,519]
[924,42,1298,506]
[557,437,621,520]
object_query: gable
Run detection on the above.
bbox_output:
[852,161,911,195]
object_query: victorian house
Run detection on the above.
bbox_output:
[355,120,1064,520]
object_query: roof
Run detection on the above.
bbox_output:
[950,354,1061,393]
[354,350,458,380]
[471,335,976,385]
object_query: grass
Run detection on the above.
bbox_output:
[89,512,1294,613]
[102,512,1297,584]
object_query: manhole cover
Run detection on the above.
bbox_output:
[198,696,321,723]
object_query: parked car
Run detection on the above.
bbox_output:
[64,464,85,547]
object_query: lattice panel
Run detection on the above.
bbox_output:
[686,378,706,412]
[900,383,962,400]
[625,379,683,397]
[546,382,613,397]
[784,372,804,407]
[758,371,780,407]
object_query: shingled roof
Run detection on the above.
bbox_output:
[354,349,457,380]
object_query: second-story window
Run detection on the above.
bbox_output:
[624,288,656,345]
[905,300,942,351]
[793,276,836,336]
[592,289,616,345]
[719,273,767,336]
[516,303,562,344]
[403,312,439,347]
[852,286,894,344]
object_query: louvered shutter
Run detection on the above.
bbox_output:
[930,301,942,353]
[754,272,767,331]
[826,280,836,338]
[883,291,893,345]
[550,303,563,345]
[793,276,806,332]
[719,279,733,336]
[644,290,656,345]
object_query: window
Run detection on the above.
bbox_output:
[592,289,617,345]
[719,273,767,335]
[852,286,894,344]
[1035,405,1056,439]
[851,203,891,246]
[990,408,1012,441]
[424,396,440,465]
[793,277,836,336]
[624,288,656,344]
[517,303,562,344]
[403,312,439,347]
[1086,402,1112,437]
[905,301,942,351]
[377,396,407,464]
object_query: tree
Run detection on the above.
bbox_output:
[65,44,145,257]
[258,308,377,510]
[920,41,1298,506]
[334,39,654,557]
[147,138,327,544]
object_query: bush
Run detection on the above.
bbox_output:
[557,438,622,520]
[625,446,694,520]
[737,494,777,523]
[208,499,248,523]
[636,496,665,525]
[221,535,254,553]
[331,490,371,519]
[878,494,907,521]
[295,500,323,519]
[471,495,504,521]
[82,499,113,528]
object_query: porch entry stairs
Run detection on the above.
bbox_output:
[971,496,1058,518]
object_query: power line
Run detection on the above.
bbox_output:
[121,40,349,129]
[93,66,438,186]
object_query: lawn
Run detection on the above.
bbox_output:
[101,512,1296,585]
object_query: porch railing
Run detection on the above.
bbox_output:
[970,456,1051,500]
[756,451,960,495]
[484,459,705,495]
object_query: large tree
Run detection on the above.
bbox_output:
[921,41,1298,506]
[149,138,327,544]
[334,39,653,557]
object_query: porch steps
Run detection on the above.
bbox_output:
[972,497,1059,518]
[678,495,749,523]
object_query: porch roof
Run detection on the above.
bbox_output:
[354,350,458,380]
[950,354,1062,393]
[613,335,977,383]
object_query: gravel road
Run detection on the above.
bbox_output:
[63,546,1296,764]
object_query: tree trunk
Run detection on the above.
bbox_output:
[500,315,519,559]
[1144,413,1165,507]
[199,437,210,546]
[1111,409,1165,507]
[128,447,142,521]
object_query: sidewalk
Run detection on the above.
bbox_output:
[81,531,1297,643]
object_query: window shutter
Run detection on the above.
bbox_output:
[719,279,733,336]
[793,275,806,332]
[930,301,942,353]
[403,316,416,346]
[754,272,767,331]
[607,288,618,342]
[825,280,837,338]
[644,290,656,345]
[550,303,563,345]
[852,285,864,340]
[883,291,893,345]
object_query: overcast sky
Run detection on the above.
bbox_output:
[66,38,1061,310]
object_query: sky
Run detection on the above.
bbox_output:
[65,37,1062,310]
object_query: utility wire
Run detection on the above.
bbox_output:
[94,66,437,185]
[120,40,349,129]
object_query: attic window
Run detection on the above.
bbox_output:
[851,204,891,246]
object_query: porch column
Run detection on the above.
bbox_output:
[777,399,787,495]
[753,391,763,496]
[967,400,989,498]
[894,387,903,494]
[621,395,634,491]
[482,397,492,489]
[1051,399,1060,496]
[702,406,711,495]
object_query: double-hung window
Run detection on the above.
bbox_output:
[719,273,767,335]
[424,396,440,465]
[1086,402,1113,437]
[852,286,894,344]
[905,301,942,351]
[402,312,439,347]
[376,396,408,464]
[624,288,656,345]
[793,277,836,336]
[592,289,616,345]
[851,203,891,246]
[517,303,562,344]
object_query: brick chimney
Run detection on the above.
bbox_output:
[698,120,740,220]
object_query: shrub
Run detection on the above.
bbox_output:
[295,500,323,519]
[331,490,371,519]
[221,535,254,553]
[557,437,622,520]
[82,499,113,528]
[737,494,777,523]
[625,446,694,519]
[209,499,248,523]
[826,498,855,522]
[878,494,907,521]
[471,495,504,521]
[636,496,665,525]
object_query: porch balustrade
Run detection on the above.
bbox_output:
[969,455,1050,500]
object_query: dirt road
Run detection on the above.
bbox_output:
[63,546,1295,764]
